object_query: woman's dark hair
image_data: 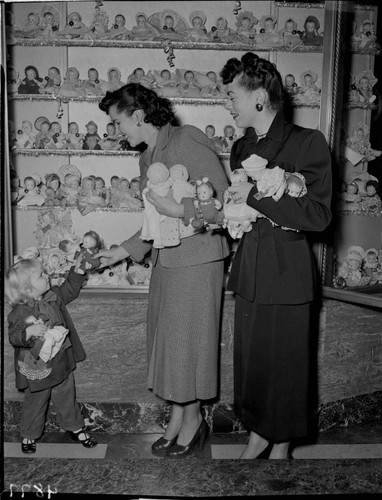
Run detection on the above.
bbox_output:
[99,83,175,128]
[220,52,284,111]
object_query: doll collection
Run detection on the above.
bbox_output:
[333,245,382,289]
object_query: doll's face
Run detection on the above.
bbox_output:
[185,71,195,83]
[109,70,119,82]
[48,67,59,80]
[106,123,115,135]
[306,21,316,33]
[120,179,129,190]
[362,22,372,34]
[241,18,250,29]
[197,184,212,201]
[22,121,32,133]
[68,177,80,189]
[95,179,105,190]
[44,14,54,26]
[347,258,360,270]
[366,252,377,264]
[217,18,226,30]
[111,177,120,188]
[50,254,60,269]
[50,123,62,134]
[88,69,98,82]
[286,178,303,197]
[285,75,295,87]
[285,21,294,33]
[83,178,95,190]
[359,77,370,89]
[11,176,20,188]
[69,122,79,134]
[49,178,59,190]
[161,70,170,80]
[356,128,365,139]
[27,14,38,27]
[40,122,50,133]
[225,126,234,138]
[165,16,174,28]
[26,68,37,80]
[70,14,81,27]
[192,17,203,29]
[304,75,313,86]
[115,15,125,27]
[264,19,274,31]
[87,123,97,134]
[68,69,78,82]
[207,71,217,83]
[205,126,215,138]
[134,68,144,80]
[130,181,140,195]
[366,184,377,196]
[347,184,357,194]
[24,178,36,191]
[83,235,96,249]
[137,15,146,27]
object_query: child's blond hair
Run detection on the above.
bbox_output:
[4,258,43,307]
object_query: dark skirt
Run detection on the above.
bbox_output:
[233,296,316,442]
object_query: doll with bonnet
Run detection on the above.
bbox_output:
[350,70,378,104]
[130,12,159,41]
[16,120,36,149]
[186,11,209,42]
[100,67,124,94]
[255,15,282,48]
[153,69,180,97]
[295,70,321,105]
[176,69,202,97]
[14,11,43,38]
[358,19,380,50]
[103,14,131,40]
[56,12,90,39]
[300,15,323,46]
[148,9,189,41]
[39,5,60,39]
[279,18,302,49]
[33,116,51,149]
[235,11,258,43]
[208,17,234,43]
[58,67,86,98]
[338,246,371,287]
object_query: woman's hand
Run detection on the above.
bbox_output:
[227,181,254,204]
[145,188,184,218]
[93,245,129,269]
[26,323,48,340]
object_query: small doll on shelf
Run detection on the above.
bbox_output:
[39,6,60,39]
[295,70,321,105]
[94,176,111,206]
[77,176,105,215]
[208,17,234,43]
[176,69,201,98]
[256,15,282,49]
[148,9,189,41]
[47,122,67,150]
[284,74,298,95]
[58,237,81,266]
[82,68,105,96]
[363,248,382,283]
[205,124,224,153]
[41,66,61,95]
[43,172,67,207]
[118,178,142,209]
[350,70,378,104]
[58,67,86,98]
[346,123,382,161]
[200,71,227,98]
[188,177,224,229]
[7,66,21,94]
[103,14,131,40]
[62,173,81,206]
[279,18,302,49]
[358,19,380,50]
[65,121,85,150]
[56,12,90,39]
[16,120,36,149]
[18,65,43,95]
[337,246,371,288]
[127,67,155,89]
[235,11,258,43]
[186,11,209,42]
[100,123,122,150]
[88,5,109,39]
[100,67,124,94]
[300,15,323,46]
[33,117,51,149]
[221,125,238,153]
[153,69,180,97]
[130,12,159,41]
[74,230,102,275]
[17,175,45,208]
[14,11,43,39]
[337,181,362,212]
[108,175,121,206]
[82,121,102,150]
[130,177,143,204]
[360,179,382,214]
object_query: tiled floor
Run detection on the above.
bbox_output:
[3,420,382,496]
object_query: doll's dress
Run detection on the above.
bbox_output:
[208,28,234,43]
[14,24,44,39]
[102,25,131,40]
[18,78,42,94]
[88,10,109,39]
[301,32,323,46]
[56,23,89,39]
[34,131,52,149]
[140,179,173,248]
[99,80,124,94]
[192,198,224,228]
[100,134,122,150]
[17,187,45,207]
[130,23,159,41]
[360,193,382,213]
[280,30,302,48]
[118,189,142,209]
[235,27,257,43]
[338,192,361,212]
[82,133,102,150]
[16,131,36,149]
[58,78,86,98]
[359,33,379,50]
[46,132,67,150]
[41,77,61,95]
[255,29,282,48]
[74,247,101,273]
[66,132,85,149]
[186,27,209,42]
[175,69,201,97]
[7,67,21,94]
[127,71,155,89]
[153,70,180,97]
[295,85,321,105]
[357,87,376,103]
[63,186,80,206]
[221,135,238,153]
[198,72,227,98]
[83,79,106,96]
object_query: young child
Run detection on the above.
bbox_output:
[5,258,97,454]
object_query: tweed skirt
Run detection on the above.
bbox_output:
[146,258,224,403]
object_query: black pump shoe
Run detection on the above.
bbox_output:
[166,419,209,458]
[151,436,177,455]
[21,438,36,454]
[70,427,97,448]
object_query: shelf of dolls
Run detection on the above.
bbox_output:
[12,148,142,157]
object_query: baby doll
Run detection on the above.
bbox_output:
[300,15,323,46]
[108,175,121,207]
[279,18,302,49]
[131,13,159,41]
[189,178,224,229]
[200,71,227,98]
[221,125,238,153]
[176,70,201,98]
[235,11,258,43]
[94,176,111,206]
[100,67,124,94]
[140,162,174,248]
[82,68,105,96]
[346,124,382,161]
[358,20,379,50]
[16,120,36,149]
[208,17,234,43]
[74,230,102,275]
[39,8,60,39]
[186,11,209,42]
[34,119,52,149]
[338,246,371,288]
[153,69,180,97]
[82,121,102,150]
[116,178,141,209]
[58,67,86,98]
[127,68,155,89]
[17,176,45,207]
[77,176,106,215]
[41,66,61,95]
[47,122,67,150]
[130,177,143,204]
[14,11,43,39]
[56,12,90,39]
[62,173,81,206]
[44,248,70,286]
[284,74,298,96]
[256,15,282,48]
[103,14,131,40]
[354,71,377,104]
[100,123,121,150]
[7,66,21,94]
[65,122,85,150]
[360,180,382,213]
[148,10,188,41]
[205,125,224,153]
[363,248,382,282]
[295,70,321,105]
[43,173,67,207]
[337,181,361,212]
[88,5,109,39]
[58,238,81,265]
[18,65,43,94]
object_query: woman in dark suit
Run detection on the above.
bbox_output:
[95,84,229,458]
[220,52,332,459]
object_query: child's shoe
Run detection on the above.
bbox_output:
[21,438,36,454]
[70,426,97,448]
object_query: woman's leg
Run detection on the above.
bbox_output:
[163,403,184,440]
[176,400,202,446]
[269,441,290,459]
[240,430,269,459]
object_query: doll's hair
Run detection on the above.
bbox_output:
[130,177,140,185]
[220,52,284,112]
[365,179,380,194]
[115,14,126,23]
[25,65,43,82]
[23,175,36,186]
[49,121,62,131]
[110,175,120,183]
[99,83,175,128]
[134,67,144,76]
[88,67,99,76]
[45,172,60,186]
[83,230,101,250]
[5,258,44,307]
[48,66,60,75]
[94,176,106,186]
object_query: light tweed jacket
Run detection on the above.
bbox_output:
[122,123,230,267]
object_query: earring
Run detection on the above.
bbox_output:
[136,122,142,127]
[256,103,263,112]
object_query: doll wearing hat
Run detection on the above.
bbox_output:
[255,15,282,48]
[130,12,160,41]
[18,65,43,95]
[279,18,302,49]
[14,11,43,38]
[186,11,209,42]
[56,12,90,39]
[100,67,124,94]
[208,17,234,43]
[82,121,102,150]
[39,6,60,39]
[359,20,380,50]
[300,15,323,46]
[235,11,258,43]
[58,67,86,98]
[17,175,45,207]
[338,246,371,288]
[352,70,378,104]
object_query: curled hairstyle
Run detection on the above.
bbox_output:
[220,52,284,112]
[99,83,175,128]
[5,258,43,307]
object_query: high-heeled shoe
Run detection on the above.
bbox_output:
[151,435,177,456]
[166,419,209,458]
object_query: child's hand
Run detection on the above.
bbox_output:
[26,322,48,340]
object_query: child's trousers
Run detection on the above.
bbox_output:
[20,371,84,439]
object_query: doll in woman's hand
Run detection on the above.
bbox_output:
[74,230,102,274]
[190,177,224,229]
